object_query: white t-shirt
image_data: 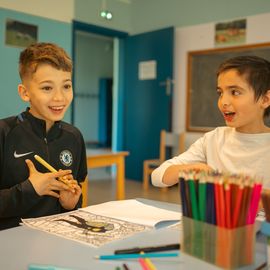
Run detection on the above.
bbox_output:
[151,127,270,188]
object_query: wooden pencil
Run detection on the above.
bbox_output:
[232,183,244,228]
[188,176,199,220]
[224,182,231,229]
[261,189,270,222]
[179,173,188,217]
[34,154,72,187]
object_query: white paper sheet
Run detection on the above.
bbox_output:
[82,199,181,227]
[22,210,150,247]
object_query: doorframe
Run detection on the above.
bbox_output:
[72,20,128,150]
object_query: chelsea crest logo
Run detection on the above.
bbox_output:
[59,150,73,167]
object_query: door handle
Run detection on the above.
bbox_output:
[159,77,174,96]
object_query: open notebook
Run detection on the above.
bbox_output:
[21,199,181,247]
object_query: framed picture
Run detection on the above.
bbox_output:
[5,19,38,48]
[215,19,246,47]
[186,42,270,132]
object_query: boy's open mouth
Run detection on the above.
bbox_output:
[223,111,235,121]
[49,106,64,111]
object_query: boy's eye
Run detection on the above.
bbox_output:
[216,89,222,96]
[64,84,72,90]
[42,86,52,91]
[231,89,241,96]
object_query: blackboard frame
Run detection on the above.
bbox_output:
[186,42,270,132]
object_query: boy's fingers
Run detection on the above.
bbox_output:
[25,159,36,173]
[51,180,71,191]
[47,190,60,198]
[51,170,72,179]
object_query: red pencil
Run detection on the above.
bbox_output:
[246,182,262,225]
[218,180,226,227]
[224,182,231,229]
[250,183,262,224]
[232,184,244,228]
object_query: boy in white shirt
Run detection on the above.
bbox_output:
[152,56,270,187]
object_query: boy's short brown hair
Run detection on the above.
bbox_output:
[19,42,72,81]
[217,55,270,117]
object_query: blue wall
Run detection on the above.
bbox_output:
[0,8,72,121]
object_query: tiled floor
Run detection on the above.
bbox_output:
[87,178,180,206]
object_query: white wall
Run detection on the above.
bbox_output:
[0,0,74,22]
[173,12,270,140]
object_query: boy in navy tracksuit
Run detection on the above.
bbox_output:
[0,42,87,230]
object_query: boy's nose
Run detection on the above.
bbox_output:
[53,89,64,100]
[220,95,231,108]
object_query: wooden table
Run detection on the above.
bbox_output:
[84,150,129,203]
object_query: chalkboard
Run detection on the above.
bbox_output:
[186,43,270,132]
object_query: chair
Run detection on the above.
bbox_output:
[143,130,185,190]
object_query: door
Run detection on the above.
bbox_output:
[123,27,174,181]
[72,20,128,149]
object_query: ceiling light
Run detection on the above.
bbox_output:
[100,10,112,20]
[100,0,113,20]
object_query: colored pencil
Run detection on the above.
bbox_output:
[198,177,207,222]
[232,184,244,228]
[144,257,157,270]
[184,177,192,217]
[261,189,270,222]
[224,182,231,228]
[115,243,180,254]
[179,174,188,216]
[123,264,130,270]
[214,179,221,226]
[34,154,71,187]
[95,252,180,260]
[218,179,225,227]
[249,183,262,224]
[206,180,216,225]
[188,177,199,220]
[238,181,252,227]
[138,257,151,270]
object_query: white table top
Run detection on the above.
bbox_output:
[0,199,267,270]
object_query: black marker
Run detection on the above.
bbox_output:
[114,243,180,254]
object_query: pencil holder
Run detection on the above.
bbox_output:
[181,217,255,269]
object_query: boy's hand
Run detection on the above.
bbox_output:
[59,178,82,210]
[25,159,73,198]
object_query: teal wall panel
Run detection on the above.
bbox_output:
[0,8,72,122]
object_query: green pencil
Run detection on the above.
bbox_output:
[188,175,199,220]
[198,177,207,222]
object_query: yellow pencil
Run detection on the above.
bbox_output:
[34,154,71,187]
[144,257,157,270]
[140,251,157,270]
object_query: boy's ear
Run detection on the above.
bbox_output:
[18,84,30,102]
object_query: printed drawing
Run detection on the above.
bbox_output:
[22,210,150,247]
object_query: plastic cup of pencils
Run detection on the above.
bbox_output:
[181,217,255,269]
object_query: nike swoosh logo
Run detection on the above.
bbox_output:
[14,151,34,158]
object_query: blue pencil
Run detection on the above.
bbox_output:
[95,252,180,260]
[179,175,188,216]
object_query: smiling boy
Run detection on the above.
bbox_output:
[0,43,87,229]
[152,56,270,187]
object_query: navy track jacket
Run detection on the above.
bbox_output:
[0,109,87,230]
